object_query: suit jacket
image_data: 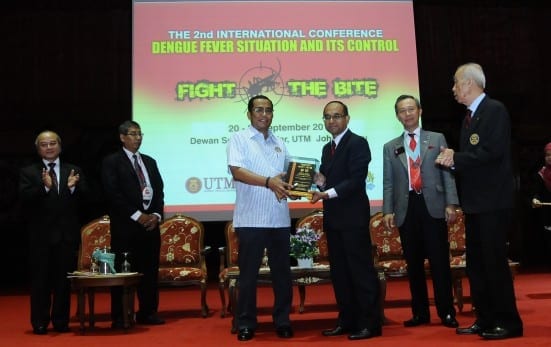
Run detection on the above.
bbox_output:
[454,95,514,213]
[19,160,88,246]
[101,149,164,244]
[320,130,371,229]
[382,130,459,226]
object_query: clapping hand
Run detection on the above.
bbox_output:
[67,169,80,189]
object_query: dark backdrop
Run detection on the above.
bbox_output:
[2,1,550,288]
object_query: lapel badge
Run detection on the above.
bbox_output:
[469,133,479,145]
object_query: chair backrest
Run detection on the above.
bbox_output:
[78,215,111,271]
[448,209,466,265]
[369,211,403,261]
[295,209,328,264]
[159,213,206,272]
[223,211,328,266]
[223,221,239,268]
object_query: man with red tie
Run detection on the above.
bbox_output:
[311,101,382,340]
[382,95,459,329]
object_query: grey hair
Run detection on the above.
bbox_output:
[459,62,486,89]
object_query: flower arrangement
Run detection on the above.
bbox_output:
[289,223,321,259]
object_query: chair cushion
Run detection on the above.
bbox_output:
[158,267,206,281]
[370,213,403,258]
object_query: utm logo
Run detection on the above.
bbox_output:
[185,177,202,194]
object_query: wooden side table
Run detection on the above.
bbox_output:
[69,272,142,334]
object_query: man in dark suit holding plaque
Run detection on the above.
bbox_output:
[382,95,459,329]
[311,101,382,340]
[101,120,165,328]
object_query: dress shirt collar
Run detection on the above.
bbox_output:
[332,128,349,147]
[468,92,486,115]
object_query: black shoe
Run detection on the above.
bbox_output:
[403,316,430,327]
[348,327,382,340]
[322,326,348,336]
[441,314,459,328]
[237,328,255,341]
[54,325,71,333]
[456,322,483,335]
[276,325,294,338]
[480,326,523,340]
[136,314,165,325]
[111,320,125,329]
[33,326,48,335]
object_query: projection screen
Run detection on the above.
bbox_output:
[133,0,419,221]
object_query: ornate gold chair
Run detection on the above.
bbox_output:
[158,214,210,318]
[447,209,467,312]
[78,215,111,272]
[369,211,407,321]
[294,209,330,313]
[218,221,240,318]
[74,215,111,322]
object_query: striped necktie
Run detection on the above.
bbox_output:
[48,162,58,193]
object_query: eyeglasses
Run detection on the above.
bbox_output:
[322,113,346,121]
[126,132,144,137]
[252,107,273,115]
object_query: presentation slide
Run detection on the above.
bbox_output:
[132,0,419,221]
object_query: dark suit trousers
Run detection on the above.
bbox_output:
[465,209,523,330]
[111,226,161,320]
[235,227,293,330]
[399,192,455,319]
[326,225,381,330]
[30,240,75,329]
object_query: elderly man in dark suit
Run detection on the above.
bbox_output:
[311,101,381,340]
[383,95,459,329]
[437,62,523,340]
[101,120,165,327]
[19,130,89,335]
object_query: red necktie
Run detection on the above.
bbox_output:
[465,109,472,128]
[133,154,146,190]
[48,162,58,193]
[330,140,336,156]
[408,133,416,151]
[408,134,422,193]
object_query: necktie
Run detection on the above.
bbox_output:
[133,154,146,190]
[408,133,416,151]
[48,162,58,193]
[464,109,472,128]
[407,134,422,193]
[330,140,336,156]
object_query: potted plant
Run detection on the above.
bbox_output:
[290,223,321,268]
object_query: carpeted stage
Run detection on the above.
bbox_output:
[1,272,550,346]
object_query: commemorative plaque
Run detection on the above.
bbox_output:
[284,156,320,199]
